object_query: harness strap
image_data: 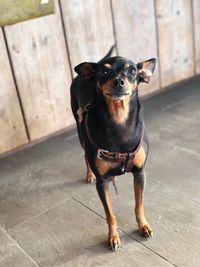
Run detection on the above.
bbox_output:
[85,112,144,173]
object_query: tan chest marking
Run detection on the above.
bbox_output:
[133,145,146,169]
[105,98,130,124]
[95,158,120,176]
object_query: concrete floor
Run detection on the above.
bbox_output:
[0,77,200,267]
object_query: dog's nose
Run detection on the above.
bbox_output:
[113,78,125,88]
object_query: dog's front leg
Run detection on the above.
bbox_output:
[96,178,120,251]
[133,169,153,237]
[84,154,96,183]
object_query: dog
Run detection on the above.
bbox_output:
[70,46,156,251]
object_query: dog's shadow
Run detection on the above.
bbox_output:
[66,230,152,266]
[129,229,153,243]
[67,232,143,263]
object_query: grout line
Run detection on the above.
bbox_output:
[7,188,177,266]
[161,94,195,112]
[69,195,177,267]
[70,195,106,220]
[161,107,197,123]
[109,0,119,55]
[149,177,200,207]
[118,228,178,267]
[63,132,77,141]
[9,197,70,231]
[58,0,73,80]
[150,131,200,161]
[2,27,31,141]
[0,227,40,266]
[174,145,200,160]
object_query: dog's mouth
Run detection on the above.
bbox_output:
[105,92,131,100]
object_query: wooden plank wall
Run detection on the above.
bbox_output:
[156,0,194,87]
[60,0,116,75]
[193,0,200,74]
[4,1,73,141]
[111,0,160,96]
[0,29,28,154]
[0,0,199,156]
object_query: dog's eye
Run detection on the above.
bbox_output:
[129,66,137,76]
[103,71,108,76]
[100,69,110,77]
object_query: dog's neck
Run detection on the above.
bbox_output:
[104,97,130,125]
[95,90,140,126]
[89,90,142,152]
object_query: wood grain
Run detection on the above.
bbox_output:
[193,0,200,74]
[4,0,73,141]
[0,0,199,155]
[111,0,160,96]
[60,0,115,75]
[156,0,194,87]
[0,28,28,155]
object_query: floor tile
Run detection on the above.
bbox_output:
[0,228,37,267]
[62,173,200,267]
[9,199,173,267]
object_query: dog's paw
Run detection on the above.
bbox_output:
[85,173,96,183]
[139,224,153,238]
[108,229,121,252]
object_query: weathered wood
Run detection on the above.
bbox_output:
[0,0,199,155]
[60,0,115,75]
[0,0,55,26]
[111,0,160,96]
[156,0,194,87]
[4,0,73,141]
[193,0,200,74]
[0,28,28,155]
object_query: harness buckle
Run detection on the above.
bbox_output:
[97,148,108,160]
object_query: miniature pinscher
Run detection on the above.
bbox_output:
[70,46,156,251]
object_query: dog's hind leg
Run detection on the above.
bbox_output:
[96,178,120,251]
[84,154,96,183]
[133,169,153,238]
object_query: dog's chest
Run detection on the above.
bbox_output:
[95,144,146,176]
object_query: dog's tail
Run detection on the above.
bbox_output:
[98,44,115,63]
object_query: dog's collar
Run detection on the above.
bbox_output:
[85,113,144,173]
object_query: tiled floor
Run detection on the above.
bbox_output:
[0,77,200,267]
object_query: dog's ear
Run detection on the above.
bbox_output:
[74,62,97,79]
[137,58,156,83]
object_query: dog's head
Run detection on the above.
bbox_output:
[74,56,156,101]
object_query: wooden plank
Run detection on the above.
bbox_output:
[4,0,73,141]
[156,0,194,87]
[0,28,28,155]
[193,0,200,74]
[111,0,160,96]
[60,0,115,74]
[0,0,55,26]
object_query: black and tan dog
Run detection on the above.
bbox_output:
[70,46,156,251]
